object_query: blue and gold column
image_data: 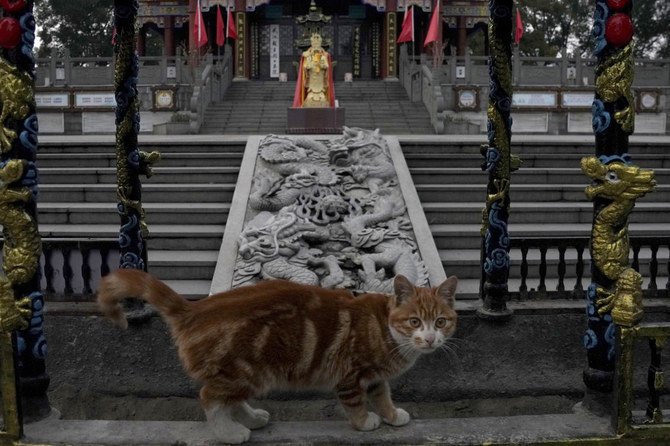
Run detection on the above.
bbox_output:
[478,0,519,320]
[582,0,655,393]
[113,0,159,319]
[0,0,50,422]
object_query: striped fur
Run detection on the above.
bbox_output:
[97,269,458,443]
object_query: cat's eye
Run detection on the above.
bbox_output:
[435,317,448,328]
[408,318,422,328]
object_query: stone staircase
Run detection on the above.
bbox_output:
[32,134,669,301]
[200,80,435,135]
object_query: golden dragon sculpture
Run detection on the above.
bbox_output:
[581,156,656,326]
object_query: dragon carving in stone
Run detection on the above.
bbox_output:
[581,155,656,326]
[233,128,430,292]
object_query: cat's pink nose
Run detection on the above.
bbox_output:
[425,334,435,346]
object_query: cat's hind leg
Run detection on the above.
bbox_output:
[336,380,381,431]
[367,381,410,427]
[231,401,270,429]
[200,386,251,444]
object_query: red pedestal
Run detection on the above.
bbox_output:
[287,107,345,134]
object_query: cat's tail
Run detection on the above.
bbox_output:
[97,268,188,329]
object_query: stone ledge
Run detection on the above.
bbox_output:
[24,411,614,446]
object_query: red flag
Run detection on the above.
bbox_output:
[396,6,414,43]
[216,5,225,46]
[194,0,208,48]
[226,8,237,40]
[514,9,524,44]
[423,0,441,47]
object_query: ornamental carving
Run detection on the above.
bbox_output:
[233,128,429,293]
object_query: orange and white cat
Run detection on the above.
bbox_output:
[97,269,458,444]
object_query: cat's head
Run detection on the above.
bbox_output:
[388,275,458,354]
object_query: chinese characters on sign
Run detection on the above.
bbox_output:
[270,24,280,78]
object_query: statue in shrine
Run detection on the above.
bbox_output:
[292,33,335,108]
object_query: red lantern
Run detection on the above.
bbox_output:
[606,0,630,10]
[0,17,21,49]
[605,13,633,48]
[0,0,26,13]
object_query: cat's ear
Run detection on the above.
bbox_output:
[394,275,415,304]
[436,276,458,308]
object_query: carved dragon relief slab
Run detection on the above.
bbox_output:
[212,128,442,295]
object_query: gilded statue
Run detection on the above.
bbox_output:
[292,33,335,108]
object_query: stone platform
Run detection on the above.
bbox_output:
[210,131,444,294]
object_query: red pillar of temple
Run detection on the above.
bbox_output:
[188,0,197,55]
[164,16,175,56]
[457,16,467,56]
[137,25,146,56]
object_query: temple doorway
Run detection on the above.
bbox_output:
[247,1,385,81]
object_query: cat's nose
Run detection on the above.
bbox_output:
[425,334,435,346]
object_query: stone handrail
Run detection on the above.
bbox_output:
[188,50,233,133]
[399,46,444,134]
[36,49,194,86]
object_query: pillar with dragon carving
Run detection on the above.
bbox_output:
[581,0,655,396]
[113,1,160,320]
[477,0,519,320]
[0,0,51,423]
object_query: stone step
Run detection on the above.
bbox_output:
[422,201,670,225]
[415,183,670,203]
[38,224,224,250]
[149,249,219,281]
[408,167,670,185]
[22,411,616,446]
[37,202,230,225]
[430,222,668,250]
[36,152,243,168]
[38,167,240,184]
[39,184,235,203]
[403,152,670,169]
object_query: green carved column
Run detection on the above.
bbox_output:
[0,0,51,423]
[113,0,160,320]
[581,0,655,396]
[478,0,519,320]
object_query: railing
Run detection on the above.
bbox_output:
[35,49,193,86]
[616,322,670,439]
[189,51,233,133]
[399,46,445,133]
[491,236,670,300]
[0,239,119,301]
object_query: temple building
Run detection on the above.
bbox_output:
[137,0,488,81]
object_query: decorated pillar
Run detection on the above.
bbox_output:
[581,0,655,395]
[0,0,50,423]
[383,11,398,79]
[478,0,518,320]
[113,1,160,320]
[234,9,248,78]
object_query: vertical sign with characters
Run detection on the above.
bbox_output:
[270,24,280,78]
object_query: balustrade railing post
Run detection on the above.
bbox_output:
[0,0,51,427]
[113,1,160,322]
[477,0,518,321]
[581,0,655,410]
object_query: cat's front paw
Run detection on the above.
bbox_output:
[354,412,381,431]
[245,408,270,430]
[383,408,410,427]
[209,422,251,444]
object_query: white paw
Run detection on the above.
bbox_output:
[208,422,250,444]
[384,408,410,426]
[245,408,270,430]
[357,412,381,431]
